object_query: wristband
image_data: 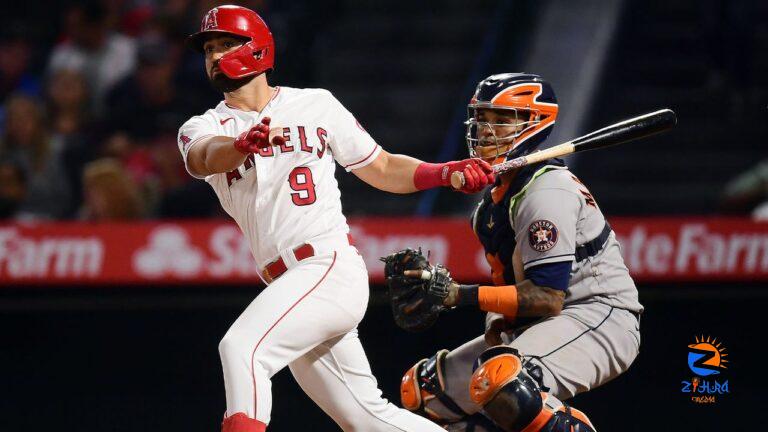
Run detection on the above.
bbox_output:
[413,162,449,190]
[478,285,519,320]
[456,284,480,306]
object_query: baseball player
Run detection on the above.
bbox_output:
[177,5,494,432]
[389,73,643,431]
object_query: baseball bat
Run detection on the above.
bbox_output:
[451,108,677,189]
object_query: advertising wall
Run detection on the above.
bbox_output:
[1,217,766,286]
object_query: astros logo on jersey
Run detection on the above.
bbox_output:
[528,220,558,252]
[687,335,728,376]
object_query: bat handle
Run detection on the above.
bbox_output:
[450,171,465,189]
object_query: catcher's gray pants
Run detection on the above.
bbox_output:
[432,301,641,417]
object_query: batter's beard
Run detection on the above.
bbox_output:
[208,71,256,93]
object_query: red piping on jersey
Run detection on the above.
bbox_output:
[224,86,281,111]
[250,251,337,417]
[343,145,379,169]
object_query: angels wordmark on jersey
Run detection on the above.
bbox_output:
[177,87,380,269]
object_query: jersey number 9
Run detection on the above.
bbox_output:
[288,167,317,206]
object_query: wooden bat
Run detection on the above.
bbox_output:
[451,108,678,189]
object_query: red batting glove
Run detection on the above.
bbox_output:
[457,158,495,194]
[233,117,286,154]
[413,158,495,193]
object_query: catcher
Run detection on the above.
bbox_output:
[382,73,643,432]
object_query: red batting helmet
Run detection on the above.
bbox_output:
[186,5,275,79]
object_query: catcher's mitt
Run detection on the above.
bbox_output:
[381,248,449,332]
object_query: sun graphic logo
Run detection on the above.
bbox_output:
[687,335,728,376]
[681,335,730,404]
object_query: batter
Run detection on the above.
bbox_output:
[178,6,495,432]
[396,73,643,431]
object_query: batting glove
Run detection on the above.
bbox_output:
[233,117,286,154]
[455,158,495,194]
[413,158,495,193]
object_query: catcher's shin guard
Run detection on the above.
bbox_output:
[221,412,267,432]
[401,349,468,423]
[469,346,596,432]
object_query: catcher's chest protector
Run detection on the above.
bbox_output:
[472,161,564,286]
[473,186,517,286]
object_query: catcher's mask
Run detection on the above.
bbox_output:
[465,73,558,165]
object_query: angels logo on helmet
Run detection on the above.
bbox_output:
[465,73,559,166]
[202,7,219,31]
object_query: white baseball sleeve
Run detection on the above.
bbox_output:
[324,92,381,172]
[178,115,217,179]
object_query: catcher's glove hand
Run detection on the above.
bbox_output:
[381,248,457,332]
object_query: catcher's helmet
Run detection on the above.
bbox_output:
[186,5,274,79]
[465,73,558,164]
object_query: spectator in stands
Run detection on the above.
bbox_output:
[47,69,90,138]
[81,158,143,220]
[46,69,99,216]
[0,94,71,220]
[104,34,212,216]
[48,1,136,111]
[0,22,40,102]
[106,35,193,140]
[0,159,27,219]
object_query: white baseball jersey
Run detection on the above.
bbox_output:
[177,86,381,267]
[178,86,443,431]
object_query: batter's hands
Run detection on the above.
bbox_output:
[446,158,495,193]
[233,117,286,154]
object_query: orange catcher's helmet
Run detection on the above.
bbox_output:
[466,73,559,165]
[186,5,274,79]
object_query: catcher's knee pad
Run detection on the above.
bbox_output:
[469,346,595,432]
[401,349,468,423]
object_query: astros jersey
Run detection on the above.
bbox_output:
[472,162,643,313]
[177,87,380,268]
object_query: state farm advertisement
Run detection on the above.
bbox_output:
[0,217,766,286]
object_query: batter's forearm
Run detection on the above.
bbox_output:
[353,151,422,193]
[188,136,248,176]
[353,150,492,194]
[384,152,424,192]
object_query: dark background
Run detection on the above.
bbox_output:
[0,283,758,431]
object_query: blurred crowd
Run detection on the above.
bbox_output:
[2,0,765,222]
[0,0,313,221]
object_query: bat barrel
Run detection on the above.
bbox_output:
[572,108,677,152]
[450,108,677,189]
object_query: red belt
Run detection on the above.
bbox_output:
[262,234,353,283]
